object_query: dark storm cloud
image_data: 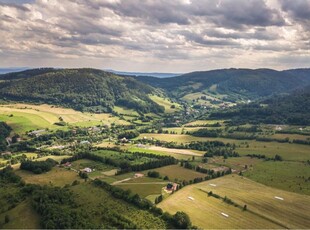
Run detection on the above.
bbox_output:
[205,28,280,41]
[99,0,286,29]
[0,0,309,71]
[280,0,310,21]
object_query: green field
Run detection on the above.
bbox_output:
[70,182,168,229]
[116,183,165,198]
[142,164,206,182]
[149,95,181,113]
[0,103,128,134]
[0,200,40,229]
[158,175,310,229]
[128,145,202,160]
[244,161,310,195]
[139,133,310,161]
[15,167,81,187]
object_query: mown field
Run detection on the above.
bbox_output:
[158,175,310,229]
[138,133,310,161]
[244,161,310,195]
[0,103,128,134]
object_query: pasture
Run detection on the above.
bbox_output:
[149,95,181,113]
[138,133,310,161]
[15,167,81,186]
[158,175,310,229]
[0,103,128,134]
[70,182,168,229]
[142,164,206,182]
[244,161,310,195]
[0,200,40,229]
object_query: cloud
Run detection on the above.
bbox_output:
[0,0,309,72]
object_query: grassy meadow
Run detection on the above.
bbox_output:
[158,175,310,229]
[0,103,128,134]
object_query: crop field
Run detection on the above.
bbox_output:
[142,165,206,182]
[139,133,310,161]
[158,175,310,229]
[244,161,310,195]
[149,95,181,113]
[70,182,168,229]
[0,103,128,134]
[15,167,81,186]
[184,120,225,126]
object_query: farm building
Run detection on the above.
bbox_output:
[63,162,72,167]
[134,173,144,178]
[166,182,178,191]
[83,167,92,173]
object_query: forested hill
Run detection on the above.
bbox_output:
[135,68,310,101]
[209,85,310,125]
[0,68,164,113]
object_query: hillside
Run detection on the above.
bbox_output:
[136,68,310,102]
[209,85,310,125]
[0,69,164,113]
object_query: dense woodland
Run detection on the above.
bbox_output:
[0,122,11,151]
[0,69,164,113]
[210,85,310,125]
[136,68,310,100]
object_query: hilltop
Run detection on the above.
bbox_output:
[136,68,310,103]
[0,68,164,114]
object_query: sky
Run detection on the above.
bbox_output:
[0,0,309,72]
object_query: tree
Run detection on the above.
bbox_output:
[173,211,191,229]
[4,214,10,224]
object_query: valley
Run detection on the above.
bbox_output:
[0,68,309,229]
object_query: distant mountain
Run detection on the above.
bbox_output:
[209,84,310,125]
[106,69,181,78]
[0,67,29,74]
[135,68,310,102]
[0,68,164,113]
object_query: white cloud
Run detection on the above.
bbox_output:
[0,0,309,72]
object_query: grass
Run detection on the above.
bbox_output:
[142,164,207,182]
[158,175,310,229]
[0,103,128,135]
[244,161,310,195]
[0,199,41,229]
[128,146,201,160]
[149,95,181,113]
[139,133,310,161]
[116,183,164,198]
[15,167,81,187]
[114,106,139,116]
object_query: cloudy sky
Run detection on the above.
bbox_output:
[0,0,309,72]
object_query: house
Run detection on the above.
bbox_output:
[134,173,144,178]
[83,167,92,173]
[28,129,45,137]
[166,182,178,191]
[63,162,72,167]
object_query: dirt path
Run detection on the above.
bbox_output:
[116,182,167,185]
[148,146,202,156]
[111,178,132,185]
